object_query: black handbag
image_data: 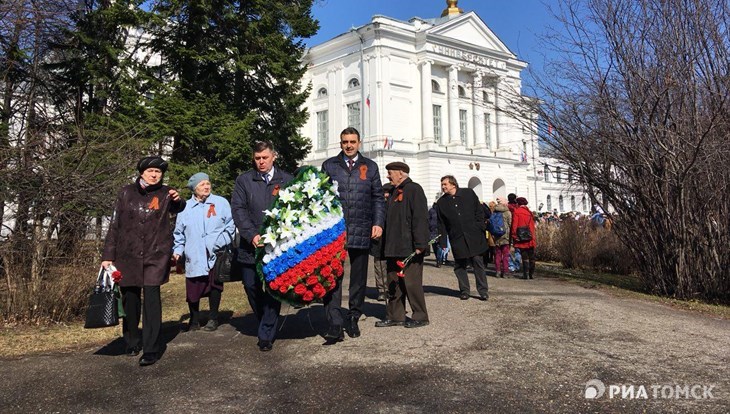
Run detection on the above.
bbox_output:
[84,268,119,329]
[516,226,533,242]
[214,231,241,283]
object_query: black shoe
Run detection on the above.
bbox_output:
[345,316,361,338]
[459,292,469,300]
[203,320,219,332]
[478,292,489,301]
[528,274,534,279]
[404,320,429,328]
[126,346,141,357]
[257,340,273,352]
[185,322,200,332]
[377,293,387,302]
[374,319,405,327]
[138,353,158,366]
[323,325,344,343]
[436,261,441,268]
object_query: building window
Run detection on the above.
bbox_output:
[546,195,552,211]
[556,167,562,183]
[317,88,328,98]
[568,170,573,183]
[544,165,551,182]
[431,80,441,93]
[316,110,328,149]
[458,86,466,98]
[484,113,491,149]
[346,102,360,132]
[433,105,442,143]
[347,78,360,89]
[482,90,490,103]
[571,195,576,211]
[459,109,467,144]
[582,196,587,211]
[559,195,564,212]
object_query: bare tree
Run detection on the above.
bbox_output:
[531,0,730,302]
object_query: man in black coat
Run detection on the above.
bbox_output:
[231,140,294,351]
[321,127,385,342]
[375,162,430,328]
[436,175,489,301]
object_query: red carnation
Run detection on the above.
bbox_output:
[313,283,326,298]
[294,283,308,296]
[320,266,332,277]
[306,275,319,286]
[303,290,315,302]
[396,260,406,269]
[278,285,289,294]
[270,280,280,290]
[111,270,122,283]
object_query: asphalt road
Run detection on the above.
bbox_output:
[1,260,728,413]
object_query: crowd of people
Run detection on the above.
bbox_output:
[99,127,540,366]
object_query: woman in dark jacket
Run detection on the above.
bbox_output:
[101,156,185,366]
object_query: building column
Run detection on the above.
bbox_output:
[327,68,336,148]
[494,78,502,149]
[472,71,484,147]
[448,65,460,145]
[420,60,434,142]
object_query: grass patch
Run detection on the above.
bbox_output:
[0,275,249,359]
[537,262,730,320]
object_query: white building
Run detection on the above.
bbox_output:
[300,1,588,211]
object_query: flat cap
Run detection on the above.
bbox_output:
[385,161,410,173]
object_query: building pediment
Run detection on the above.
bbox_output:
[426,12,515,58]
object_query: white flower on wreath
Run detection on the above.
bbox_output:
[278,188,296,204]
[264,207,280,219]
[261,229,278,247]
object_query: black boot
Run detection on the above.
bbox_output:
[345,315,361,338]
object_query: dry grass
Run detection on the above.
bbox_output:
[537,262,730,320]
[0,274,249,358]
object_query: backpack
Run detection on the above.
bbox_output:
[487,211,506,238]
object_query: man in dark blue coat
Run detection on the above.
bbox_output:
[321,127,385,342]
[231,140,294,351]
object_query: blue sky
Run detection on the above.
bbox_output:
[306,0,557,87]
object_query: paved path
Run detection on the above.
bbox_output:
[1,261,728,413]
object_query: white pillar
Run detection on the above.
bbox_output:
[494,78,502,148]
[448,65,460,144]
[420,60,434,142]
[472,71,484,147]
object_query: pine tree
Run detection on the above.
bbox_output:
[148,0,318,195]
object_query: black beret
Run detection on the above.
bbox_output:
[516,197,529,206]
[137,156,168,173]
[385,161,410,173]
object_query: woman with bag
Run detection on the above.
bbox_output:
[173,173,234,332]
[510,197,537,280]
[101,156,186,366]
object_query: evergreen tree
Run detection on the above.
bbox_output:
[148,0,318,195]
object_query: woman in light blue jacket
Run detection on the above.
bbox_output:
[173,173,235,331]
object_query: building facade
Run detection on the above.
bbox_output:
[300,2,587,211]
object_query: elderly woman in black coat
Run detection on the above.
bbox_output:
[101,156,185,366]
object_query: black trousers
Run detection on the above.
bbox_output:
[323,248,369,326]
[386,256,428,322]
[453,255,489,296]
[121,285,161,354]
[242,264,281,342]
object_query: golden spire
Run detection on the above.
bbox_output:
[441,0,463,17]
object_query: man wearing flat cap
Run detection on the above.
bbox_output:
[101,155,186,366]
[375,161,430,328]
[321,127,385,343]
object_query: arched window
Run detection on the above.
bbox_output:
[317,87,328,98]
[482,91,490,102]
[546,195,552,211]
[571,195,576,211]
[559,195,564,212]
[431,80,441,92]
[544,165,551,182]
[347,78,360,89]
[582,196,587,211]
[458,85,466,98]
